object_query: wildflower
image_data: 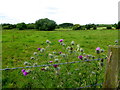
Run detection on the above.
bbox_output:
[52,52,56,54]
[53,64,58,68]
[54,58,59,62]
[33,52,37,55]
[24,61,29,65]
[100,49,104,53]
[80,48,84,52]
[83,57,87,60]
[21,69,25,73]
[45,66,49,70]
[59,52,62,54]
[66,46,71,50]
[40,48,45,52]
[115,40,118,43]
[46,40,51,43]
[49,61,53,63]
[41,68,45,71]
[96,47,100,50]
[78,55,83,60]
[92,56,95,59]
[23,72,28,76]
[30,57,35,60]
[58,39,63,42]
[62,43,66,46]
[38,48,41,51]
[71,41,75,45]
[96,47,100,54]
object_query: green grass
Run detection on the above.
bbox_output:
[2,29,118,88]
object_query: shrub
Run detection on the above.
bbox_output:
[72,24,81,30]
[27,23,35,29]
[59,23,73,28]
[35,18,57,31]
[93,26,97,30]
[16,22,27,30]
[106,26,112,29]
[2,23,16,29]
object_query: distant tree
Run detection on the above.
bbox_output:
[35,18,57,31]
[16,22,27,30]
[59,23,73,28]
[73,24,81,30]
[106,26,112,29]
[93,26,97,30]
[85,24,92,30]
[2,23,16,29]
[116,21,120,29]
[26,23,35,29]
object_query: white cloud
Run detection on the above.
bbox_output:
[0,0,119,24]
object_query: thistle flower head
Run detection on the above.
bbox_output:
[24,61,29,65]
[33,52,37,55]
[78,55,83,60]
[45,66,49,70]
[46,40,51,43]
[58,39,63,42]
[22,69,25,73]
[30,57,35,60]
[54,58,59,62]
[80,48,84,52]
[23,72,28,76]
[38,48,41,51]
[96,47,100,51]
[71,41,75,45]
[49,61,53,63]
[59,52,62,54]
[40,48,45,52]
[53,64,58,68]
[41,68,45,71]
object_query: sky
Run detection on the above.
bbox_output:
[0,0,119,25]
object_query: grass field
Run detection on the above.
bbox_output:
[2,29,118,88]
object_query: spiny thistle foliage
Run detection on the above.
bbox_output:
[20,39,108,88]
[22,39,106,74]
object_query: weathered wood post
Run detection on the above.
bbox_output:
[103,45,120,88]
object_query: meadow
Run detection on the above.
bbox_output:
[2,29,118,88]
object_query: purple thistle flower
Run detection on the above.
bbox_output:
[49,61,53,63]
[41,68,45,71]
[59,52,62,54]
[96,47,100,54]
[53,64,58,68]
[23,72,28,76]
[58,39,63,42]
[22,69,25,73]
[96,47,100,51]
[38,48,41,51]
[78,55,83,60]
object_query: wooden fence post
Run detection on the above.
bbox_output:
[103,45,120,88]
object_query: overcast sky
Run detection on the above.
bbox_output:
[0,0,119,25]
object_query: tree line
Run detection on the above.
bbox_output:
[1,18,120,31]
